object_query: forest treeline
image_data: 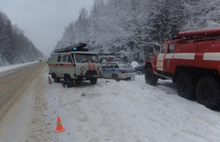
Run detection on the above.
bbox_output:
[56,0,220,64]
[0,11,44,66]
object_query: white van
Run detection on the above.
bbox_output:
[48,43,102,87]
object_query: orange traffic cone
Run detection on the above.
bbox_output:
[48,76,52,84]
[55,116,65,133]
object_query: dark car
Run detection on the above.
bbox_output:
[135,65,145,75]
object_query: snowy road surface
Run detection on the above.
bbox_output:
[0,62,45,121]
[0,63,220,142]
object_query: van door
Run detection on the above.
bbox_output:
[59,54,67,77]
[56,54,62,77]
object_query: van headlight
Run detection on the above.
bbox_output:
[81,67,85,71]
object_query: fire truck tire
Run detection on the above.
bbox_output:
[196,76,220,110]
[90,78,97,85]
[176,73,195,100]
[145,68,158,86]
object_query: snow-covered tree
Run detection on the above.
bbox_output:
[0,11,44,66]
[55,0,220,63]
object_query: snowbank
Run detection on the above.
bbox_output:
[0,61,38,73]
[131,61,139,68]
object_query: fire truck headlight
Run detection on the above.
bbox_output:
[81,67,85,72]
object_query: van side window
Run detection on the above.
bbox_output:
[67,55,72,62]
[62,55,67,62]
[57,55,61,62]
[168,44,175,53]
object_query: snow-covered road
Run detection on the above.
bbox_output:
[1,64,220,142]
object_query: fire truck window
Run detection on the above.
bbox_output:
[168,44,175,53]
[57,55,61,62]
[161,45,166,53]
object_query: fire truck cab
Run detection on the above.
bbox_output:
[145,29,220,110]
[48,43,102,87]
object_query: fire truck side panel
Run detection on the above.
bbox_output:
[196,41,220,74]
[174,42,197,71]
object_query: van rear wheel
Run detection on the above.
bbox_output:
[52,74,60,83]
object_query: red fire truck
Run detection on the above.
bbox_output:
[145,28,220,110]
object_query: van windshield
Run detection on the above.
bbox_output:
[75,54,99,63]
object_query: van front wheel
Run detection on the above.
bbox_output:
[52,74,60,83]
[63,75,73,88]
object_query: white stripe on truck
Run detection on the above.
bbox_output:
[174,53,195,60]
[203,53,220,61]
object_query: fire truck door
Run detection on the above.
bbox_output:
[156,44,166,71]
[163,44,175,73]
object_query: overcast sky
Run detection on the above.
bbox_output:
[0,0,94,56]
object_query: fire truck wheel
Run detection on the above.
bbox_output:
[177,73,195,100]
[90,78,97,85]
[196,76,220,110]
[145,68,158,86]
